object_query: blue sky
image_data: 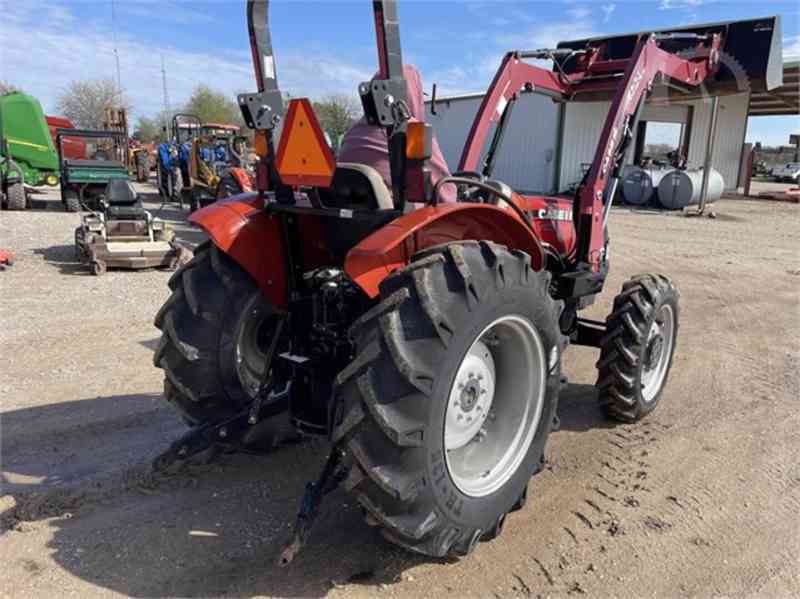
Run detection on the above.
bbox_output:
[2,0,798,145]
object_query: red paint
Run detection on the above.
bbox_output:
[189,192,337,308]
[0,249,14,267]
[227,167,255,193]
[189,194,288,307]
[519,194,577,258]
[345,200,545,298]
[47,116,86,160]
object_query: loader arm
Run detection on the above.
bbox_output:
[573,33,721,273]
[458,53,567,174]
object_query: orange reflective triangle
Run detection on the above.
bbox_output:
[275,98,336,188]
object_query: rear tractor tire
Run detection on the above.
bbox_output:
[153,242,288,446]
[596,274,680,422]
[333,241,564,558]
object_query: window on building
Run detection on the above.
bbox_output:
[636,121,686,168]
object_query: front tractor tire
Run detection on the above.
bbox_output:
[153,242,286,440]
[5,181,27,210]
[596,274,680,422]
[333,241,564,558]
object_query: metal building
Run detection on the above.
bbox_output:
[426,91,750,194]
[424,18,790,196]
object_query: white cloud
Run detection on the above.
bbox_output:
[602,4,617,23]
[1,1,371,122]
[659,0,704,9]
[784,35,800,62]
[568,6,592,20]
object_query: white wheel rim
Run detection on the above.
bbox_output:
[444,315,546,498]
[641,304,674,403]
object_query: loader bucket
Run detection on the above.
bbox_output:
[557,15,784,94]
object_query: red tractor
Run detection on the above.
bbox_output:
[152,1,781,562]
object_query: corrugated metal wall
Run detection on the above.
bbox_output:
[426,93,561,193]
[426,92,750,193]
[686,93,749,189]
[556,95,749,192]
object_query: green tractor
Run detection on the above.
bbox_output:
[0,92,60,210]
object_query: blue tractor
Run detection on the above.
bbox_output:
[156,114,200,208]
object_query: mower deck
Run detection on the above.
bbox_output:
[85,239,183,270]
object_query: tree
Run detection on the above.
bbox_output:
[312,94,361,150]
[132,115,160,143]
[183,85,241,127]
[0,80,23,95]
[55,78,129,129]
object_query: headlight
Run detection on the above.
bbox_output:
[46,174,59,186]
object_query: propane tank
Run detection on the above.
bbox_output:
[621,166,652,205]
[657,168,724,210]
[621,167,672,206]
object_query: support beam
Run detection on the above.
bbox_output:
[697,96,720,215]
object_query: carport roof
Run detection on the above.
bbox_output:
[748,61,799,116]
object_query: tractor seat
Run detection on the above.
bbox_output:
[104,179,147,220]
[319,163,393,211]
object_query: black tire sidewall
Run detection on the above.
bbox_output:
[420,283,560,530]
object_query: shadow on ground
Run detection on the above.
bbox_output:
[32,244,88,275]
[2,383,606,597]
[556,382,615,433]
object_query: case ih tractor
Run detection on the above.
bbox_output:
[152,1,780,562]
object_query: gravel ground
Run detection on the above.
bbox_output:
[1,183,798,598]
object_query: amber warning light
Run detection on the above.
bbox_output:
[275,99,336,188]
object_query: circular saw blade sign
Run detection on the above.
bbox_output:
[275,98,336,188]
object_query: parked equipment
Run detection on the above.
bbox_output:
[156,114,200,207]
[657,168,724,209]
[0,249,13,268]
[151,1,780,562]
[0,97,27,210]
[56,128,130,211]
[47,116,87,161]
[186,123,254,211]
[0,92,61,209]
[74,179,190,275]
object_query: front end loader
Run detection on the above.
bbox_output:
[151,0,781,562]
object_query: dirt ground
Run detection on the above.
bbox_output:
[1,183,798,598]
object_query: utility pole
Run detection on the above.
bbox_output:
[111,0,122,107]
[161,55,171,141]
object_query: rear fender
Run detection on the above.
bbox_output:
[189,193,288,307]
[344,201,545,298]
